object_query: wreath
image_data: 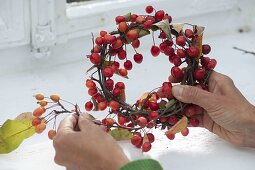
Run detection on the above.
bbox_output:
[0,5,216,154]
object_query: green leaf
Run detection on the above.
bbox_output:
[152,19,172,39]
[124,12,131,22]
[0,119,35,154]
[109,129,134,141]
[137,29,150,38]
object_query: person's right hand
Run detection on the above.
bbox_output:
[171,71,255,147]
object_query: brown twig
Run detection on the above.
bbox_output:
[233,47,255,56]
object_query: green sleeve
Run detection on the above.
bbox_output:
[120,158,163,170]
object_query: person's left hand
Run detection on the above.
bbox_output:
[53,113,129,170]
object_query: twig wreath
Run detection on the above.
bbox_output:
[0,5,217,154]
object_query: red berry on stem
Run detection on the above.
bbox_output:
[109,100,120,110]
[176,36,186,46]
[142,142,152,152]
[168,115,178,125]
[32,117,42,126]
[88,88,98,96]
[115,16,125,23]
[202,44,211,54]
[148,102,160,111]
[105,78,114,90]
[98,101,108,111]
[185,29,194,38]
[184,105,196,117]
[181,127,189,136]
[190,117,199,127]
[118,49,127,60]
[187,47,199,58]
[48,129,56,140]
[126,30,138,41]
[112,39,123,49]
[115,82,125,89]
[113,87,121,97]
[132,39,140,48]
[90,53,101,65]
[131,135,142,146]
[194,68,206,80]
[145,5,154,14]
[137,116,147,127]
[119,68,128,77]
[171,66,184,80]
[164,47,175,56]
[166,133,175,140]
[85,101,93,111]
[124,60,133,70]
[95,37,104,45]
[133,53,143,64]
[149,111,158,120]
[118,22,128,32]
[155,10,165,20]
[147,133,155,143]
[103,66,114,77]
[207,59,217,69]
[130,14,138,22]
[151,45,160,57]
[163,14,172,23]
[86,79,96,89]
[172,56,182,66]
[143,20,154,29]
[177,49,186,58]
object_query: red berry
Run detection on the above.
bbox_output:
[181,128,189,136]
[119,68,128,77]
[115,16,125,23]
[137,116,147,127]
[172,56,182,66]
[166,133,175,140]
[105,78,114,90]
[176,36,186,46]
[118,22,128,32]
[145,5,154,14]
[124,60,133,70]
[130,14,138,22]
[131,135,142,146]
[118,49,127,60]
[171,66,184,80]
[149,111,158,120]
[177,49,186,58]
[48,129,56,140]
[95,37,104,45]
[194,68,206,80]
[103,67,114,77]
[202,44,211,54]
[85,101,93,111]
[98,101,108,111]
[104,34,117,44]
[109,100,120,110]
[151,45,160,57]
[207,59,217,69]
[164,47,175,56]
[168,115,178,125]
[126,30,138,41]
[100,30,107,37]
[90,53,101,65]
[112,39,123,49]
[135,16,145,23]
[159,117,168,123]
[115,82,125,89]
[132,39,140,48]
[147,133,155,143]
[163,14,172,23]
[201,57,210,66]
[187,47,199,58]
[86,79,96,89]
[159,42,167,52]
[32,117,42,126]
[148,102,159,111]
[112,87,121,97]
[155,10,165,20]
[88,88,98,96]
[159,31,167,39]
[184,105,196,117]
[143,20,154,29]
[190,117,199,127]
[33,107,46,117]
[185,29,194,38]
[142,142,152,152]
[133,53,143,64]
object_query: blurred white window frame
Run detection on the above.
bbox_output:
[0,0,239,58]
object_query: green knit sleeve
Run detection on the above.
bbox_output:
[120,158,163,170]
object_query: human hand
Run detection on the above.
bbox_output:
[171,71,255,147]
[53,113,129,170]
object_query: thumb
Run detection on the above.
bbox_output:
[172,85,217,111]
[78,112,95,131]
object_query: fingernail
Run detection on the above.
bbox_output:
[172,85,183,98]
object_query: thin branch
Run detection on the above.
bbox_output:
[233,47,255,56]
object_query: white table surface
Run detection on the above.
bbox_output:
[0,31,255,170]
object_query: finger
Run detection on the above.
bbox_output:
[172,85,219,111]
[78,112,95,131]
[57,114,78,133]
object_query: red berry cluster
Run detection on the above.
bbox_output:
[84,5,217,152]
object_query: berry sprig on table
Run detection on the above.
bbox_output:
[31,5,217,153]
